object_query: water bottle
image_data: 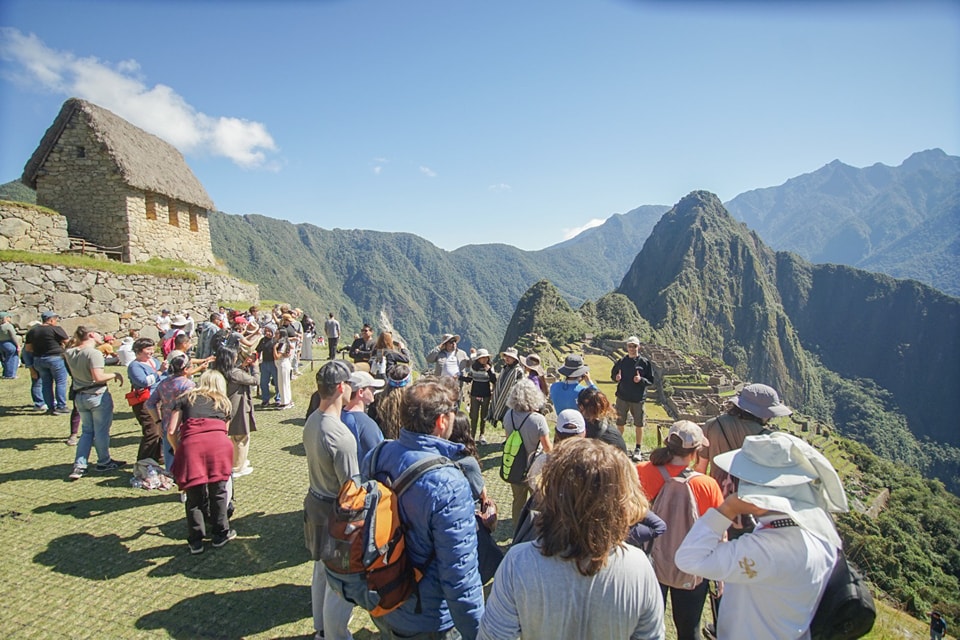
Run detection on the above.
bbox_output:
[145,465,160,489]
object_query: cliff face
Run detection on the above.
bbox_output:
[613,190,959,446]
[776,255,960,444]
[616,191,822,408]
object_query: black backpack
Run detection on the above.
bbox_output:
[809,549,876,640]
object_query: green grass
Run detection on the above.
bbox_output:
[0,250,201,280]
[0,368,934,639]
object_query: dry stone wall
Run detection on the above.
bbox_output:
[0,202,70,253]
[0,261,258,337]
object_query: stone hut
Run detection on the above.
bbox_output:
[21,98,216,266]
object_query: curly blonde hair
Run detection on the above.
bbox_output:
[536,438,648,576]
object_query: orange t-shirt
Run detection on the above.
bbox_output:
[636,461,724,516]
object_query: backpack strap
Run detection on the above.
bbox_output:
[392,455,453,495]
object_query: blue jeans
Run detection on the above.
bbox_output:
[0,341,19,378]
[21,351,45,408]
[259,360,279,403]
[160,429,175,474]
[35,354,68,411]
[74,391,114,468]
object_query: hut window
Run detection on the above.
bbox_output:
[189,207,199,232]
[145,193,157,220]
[169,202,180,227]
[76,146,85,158]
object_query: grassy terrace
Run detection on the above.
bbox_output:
[0,250,211,280]
[0,366,927,638]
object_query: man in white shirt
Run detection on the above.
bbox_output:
[675,433,847,640]
[426,333,469,378]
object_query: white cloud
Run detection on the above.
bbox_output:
[561,218,606,240]
[371,157,388,175]
[0,27,278,169]
[419,165,437,178]
[488,183,512,192]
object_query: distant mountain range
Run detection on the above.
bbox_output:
[724,149,960,296]
[2,150,957,477]
[616,191,959,450]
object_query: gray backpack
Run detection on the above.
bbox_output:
[650,466,703,590]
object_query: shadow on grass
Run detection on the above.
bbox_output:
[34,493,174,518]
[136,583,317,639]
[279,417,304,426]
[34,533,154,579]
[35,510,310,581]
[110,434,143,448]
[0,463,81,483]
[148,510,310,578]
[0,435,67,451]
[0,405,48,418]
[283,442,306,457]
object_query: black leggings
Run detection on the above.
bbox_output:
[184,480,230,544]
[661,580,709,640]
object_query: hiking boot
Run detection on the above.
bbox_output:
[68,464,86,480]
[189,540,205,555]
[95,459,127,471]
[65,434,79,446]
[212,529,237,548]
[631,447,644,462]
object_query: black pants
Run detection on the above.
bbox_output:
[661,580,709,640]
[327,336,339,360]
[185,480,230,544]
[132,400,163,464]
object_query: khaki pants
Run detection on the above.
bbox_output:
[232,434,250,471]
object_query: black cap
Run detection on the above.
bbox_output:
[317,360,351,386]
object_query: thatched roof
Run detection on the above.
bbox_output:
[22,98,214,210]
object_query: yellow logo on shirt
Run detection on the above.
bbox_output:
[739,557,757,579]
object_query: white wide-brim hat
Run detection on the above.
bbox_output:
[714,432,849,547]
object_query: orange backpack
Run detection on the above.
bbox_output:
[322,443,452,616]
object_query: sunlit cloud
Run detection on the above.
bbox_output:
[371,157,388,175]
[561,218,606,240]
[488,183,512,192]
[419,165,437,178]
[0,27,278,169]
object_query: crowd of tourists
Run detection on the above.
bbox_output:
[2,307,854,640]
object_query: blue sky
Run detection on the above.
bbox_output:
[1,0,958,250]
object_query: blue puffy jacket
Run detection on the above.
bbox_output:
[361,429,484,639]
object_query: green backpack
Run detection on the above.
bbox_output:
[499,413,531,484]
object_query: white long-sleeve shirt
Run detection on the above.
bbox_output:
[675,509,837,640]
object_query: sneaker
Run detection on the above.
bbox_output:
[95,459,127,471]
[478,435,488,445]
[53,407,71,415]
[36,404,49,412]
[279,402,295,410]
[232,465,254,478]
[212,529,237,548]
[631,448,644,462]
[189,541,205,555]
[65,434,79,446]
[68,464,86,480]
